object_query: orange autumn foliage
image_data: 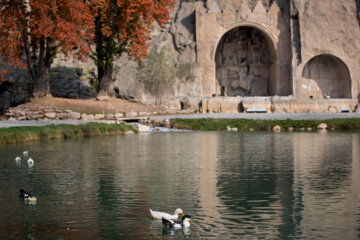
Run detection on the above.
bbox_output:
[0,0,93,91]
[92,0,176,95]
[92,0,176,61]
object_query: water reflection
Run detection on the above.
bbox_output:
[0,132,359,239]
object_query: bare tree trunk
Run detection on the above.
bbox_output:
[24,35,53,98]
[32,63,51,97]
[97,63,112,97]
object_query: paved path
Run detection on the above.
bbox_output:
[1,113,360,128]
[150,112,360,121]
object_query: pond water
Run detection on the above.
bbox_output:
[0,131,359,239]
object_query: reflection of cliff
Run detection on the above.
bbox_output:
[215,27,273,96]
[216,134,277,211]
[198,132,221,223]
[215,133,283,236]
[292,133,358,239]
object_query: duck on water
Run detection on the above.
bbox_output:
[149,208,184,220]
[162,215,193,229]
[19,189,37,203]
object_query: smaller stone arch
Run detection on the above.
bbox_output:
[302,55,351,98]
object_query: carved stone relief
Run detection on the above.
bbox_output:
[215,27,274,96]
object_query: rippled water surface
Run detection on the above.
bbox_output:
[1,131,360,239]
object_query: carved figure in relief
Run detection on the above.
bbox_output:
[236,32,248,63]
[222,35,235,65]
[249,65,269,96]
[229,65,251,96]
[216,26,274,97]
[251,31,263,63]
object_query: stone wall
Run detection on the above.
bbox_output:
[0,66,96,114]
[4,96,358,121]
[3,106,153,121]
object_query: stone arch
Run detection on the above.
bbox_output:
[214,25,277,97]
[302,54,351,98]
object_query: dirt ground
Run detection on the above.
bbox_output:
[21,97,161,114]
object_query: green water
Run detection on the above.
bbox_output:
[0,131,359,239]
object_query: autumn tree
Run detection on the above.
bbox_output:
[91,0,176,97]
[0,0,93,97]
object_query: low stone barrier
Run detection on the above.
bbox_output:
[2,97,358,121]
[4,106,83,121]
[2,106,165,122]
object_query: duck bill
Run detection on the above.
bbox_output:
[181,213,184,216]
[189,220,194,223]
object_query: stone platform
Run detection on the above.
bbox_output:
[160,96,359,114]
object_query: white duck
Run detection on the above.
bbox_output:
[27,157,34,167]
[15,156,21,162]
[162,215,193,229]
[149,208,184,220]
[23,151,29,158]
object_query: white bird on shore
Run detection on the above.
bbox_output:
[27,157,34,167]
[23,151,28,158]
[149,208,184,220]
[15,156,21,161]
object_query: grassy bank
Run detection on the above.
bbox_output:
[0,122,137,145]
[171,118,360,131]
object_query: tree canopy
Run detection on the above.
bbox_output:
[0,0,176,98]
[0,0,94,96]
[91,0,176,96]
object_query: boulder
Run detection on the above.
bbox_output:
[125,130,135,135]
[273,125,281,132]
[94,114,104,120]
[115,113,124,119]
[130,123,150,133]
[126,111,137,117]
[105,114,114,120]
[45,112,57,119]
[317,123,328,130]
[81,113,94,121]
[67,112,81,120]
[96,95,110,101]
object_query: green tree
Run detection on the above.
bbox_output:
[138,47,183,105]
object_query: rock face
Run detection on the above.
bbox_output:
[111,0,360,109]
[1,0,359,114]
[292,0,360,100]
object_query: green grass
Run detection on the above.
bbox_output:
[0,122,137,145]
[171,118,360,131]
